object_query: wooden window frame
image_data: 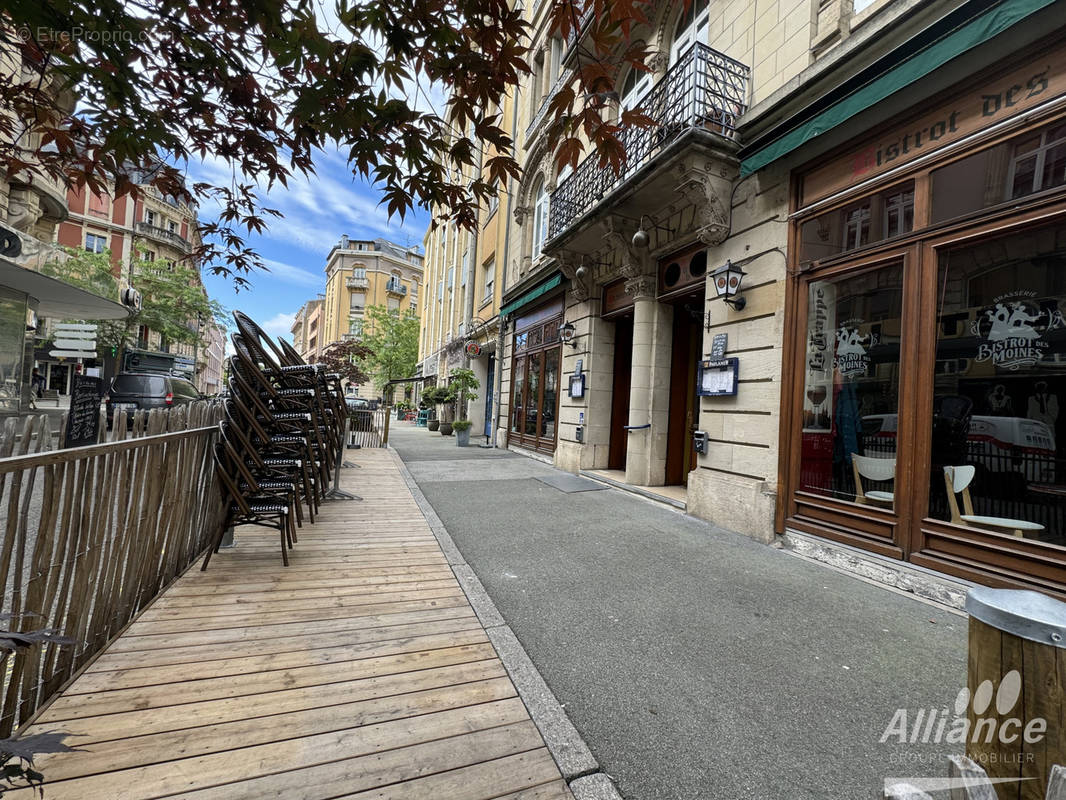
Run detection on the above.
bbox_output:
[508,311,562,454]
[782,137,1066,595]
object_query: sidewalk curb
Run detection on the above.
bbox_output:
[390,449,623,799]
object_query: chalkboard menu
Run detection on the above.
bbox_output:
[63,375,102,449]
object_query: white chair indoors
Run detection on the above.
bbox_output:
[943,465,1044,539]
[851,453,896,507]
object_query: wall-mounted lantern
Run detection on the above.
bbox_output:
[711,260,747,311]
[558,320,578,348]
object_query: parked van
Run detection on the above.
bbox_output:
[861,414,1055,485]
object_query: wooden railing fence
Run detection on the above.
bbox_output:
[0,402,224,735]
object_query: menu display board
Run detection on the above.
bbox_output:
[63,375,102,449]
[698,358,739,397]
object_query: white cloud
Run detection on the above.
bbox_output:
[260,257,324,287]
[186,148,429,258]
[261,311,298,340]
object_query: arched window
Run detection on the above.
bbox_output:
[620,66,652,111]
[532,177,549,258]
[670,1,709,65]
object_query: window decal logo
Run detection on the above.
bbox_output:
[834,322,877,377]
[972,292,1064,370]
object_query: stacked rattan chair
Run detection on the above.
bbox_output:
[201,312,349,570]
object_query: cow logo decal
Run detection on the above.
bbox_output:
[972,292,1064,370]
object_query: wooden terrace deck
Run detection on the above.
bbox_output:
[14,449,571,799]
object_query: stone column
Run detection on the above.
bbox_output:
[625,275,672,487]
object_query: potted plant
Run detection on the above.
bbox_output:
[452,419,473,446]
[421,386,443,430]
[448,368,480,432]
[438,384,457,435]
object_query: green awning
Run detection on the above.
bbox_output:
[739,0,1057,177]
[499,273,563,317]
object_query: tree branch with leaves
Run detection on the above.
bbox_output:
[40,247,225,369]
[1,0,661,287]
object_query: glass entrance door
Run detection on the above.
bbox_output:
[509,314,563,453]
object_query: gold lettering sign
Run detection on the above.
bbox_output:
[801,45,1066,207]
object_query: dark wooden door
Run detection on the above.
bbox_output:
[666,304,701,485]
[608,315,633,470]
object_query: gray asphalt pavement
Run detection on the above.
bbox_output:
[389,422,968,800]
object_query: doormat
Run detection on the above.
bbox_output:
[535,474,608,493]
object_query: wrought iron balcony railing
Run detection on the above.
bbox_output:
[346,276,368,289]
[134,221,190,252]
[386,278,407,296]
[547,42,749,242]
[526,71,569,143]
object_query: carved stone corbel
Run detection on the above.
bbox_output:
[624,273,657,300]
[601,215,647,280]
[677,167,732,246]
[557,250,591,302]
[6,188,40,233]
[645,49,668,75]
[513,205,530,226]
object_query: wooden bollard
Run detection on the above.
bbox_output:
[965,587,1066,799]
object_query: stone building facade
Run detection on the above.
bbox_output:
[418,90,516,439]
[290,296,326,363]
[51,179,207,389]
[422,0,1066,595]
[320,237,423,398]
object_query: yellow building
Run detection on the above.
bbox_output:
[419,91,514,440]
[322,236,424,396]
[290,296,325,363]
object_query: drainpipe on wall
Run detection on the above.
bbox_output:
[490,313,506,449]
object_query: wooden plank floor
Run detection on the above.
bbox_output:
[16,449,572,800]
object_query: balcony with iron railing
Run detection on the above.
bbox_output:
[134,221,190,252]
[546,42,749,251]
[346,276,369,289]
[385,278,408,296]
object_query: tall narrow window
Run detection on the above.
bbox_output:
[483,256,495,303]
[620,66,652,111]
[670,1,709,65]
[532,178,549,258]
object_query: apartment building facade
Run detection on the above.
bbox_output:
[419,94,515,439]
[291,296,326,363]
[423,0,1066,596]
[321,236,423,397]
[49,180,209,390]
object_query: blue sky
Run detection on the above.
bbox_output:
[192,148,431,343]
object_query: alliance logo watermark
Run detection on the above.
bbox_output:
[882,669,1044,747]
[882,670,1044,792]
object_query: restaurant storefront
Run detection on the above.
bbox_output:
[781,39,1066,595]
[508,296,563,454]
